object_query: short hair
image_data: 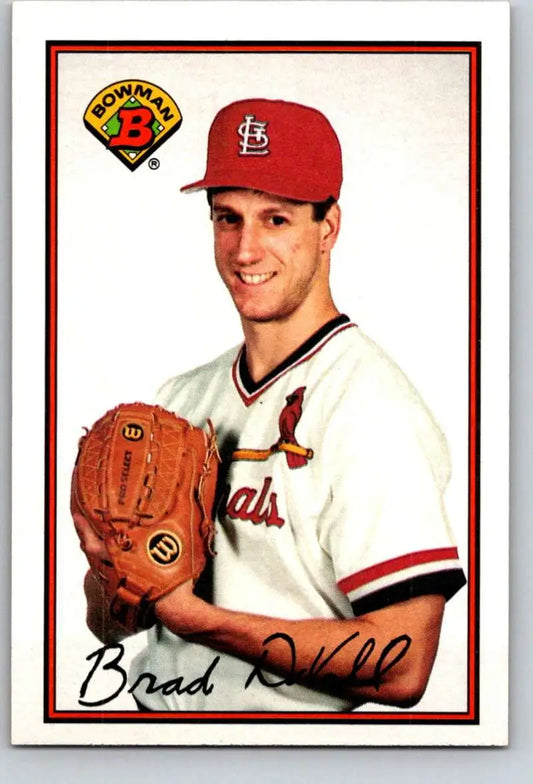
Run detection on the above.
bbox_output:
[206,188,336,223]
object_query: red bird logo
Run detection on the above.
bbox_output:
[273,386,312,469]
[231,386,313,468]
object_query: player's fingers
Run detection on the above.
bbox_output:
[72,512,107,558]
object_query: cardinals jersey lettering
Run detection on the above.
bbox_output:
[130,315,465,711]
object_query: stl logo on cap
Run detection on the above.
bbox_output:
[238,114,270,156]
[83,80,182,171]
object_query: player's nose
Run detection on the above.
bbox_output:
[235,222,263,265]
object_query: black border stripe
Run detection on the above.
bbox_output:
[44,39,52,727]
[48,40,482,47]
[473,41,482,728]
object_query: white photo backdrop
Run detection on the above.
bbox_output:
[55,50,470,712]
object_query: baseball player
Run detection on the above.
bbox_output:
[75,98,466,712]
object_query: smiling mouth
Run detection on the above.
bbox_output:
[237,272,276,286]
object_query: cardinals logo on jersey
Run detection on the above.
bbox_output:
[274,386,311,469]
[232,386,314,469]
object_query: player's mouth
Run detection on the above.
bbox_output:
[237,272,276,286]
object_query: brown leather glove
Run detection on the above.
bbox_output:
[71,402,219,633]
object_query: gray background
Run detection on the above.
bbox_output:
[2,0,529,780]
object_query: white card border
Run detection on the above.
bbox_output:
[11,0,509,747]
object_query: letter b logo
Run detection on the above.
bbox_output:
[108,107,155,150]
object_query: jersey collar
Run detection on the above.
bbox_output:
[232,314,355,406]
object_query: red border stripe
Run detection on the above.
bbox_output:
[338,548,459,595]
[50,44,479,54]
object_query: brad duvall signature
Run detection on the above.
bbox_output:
[78,631,412,707]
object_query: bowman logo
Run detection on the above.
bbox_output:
[83,80,182,170]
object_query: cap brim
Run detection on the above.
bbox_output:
[180,175,340,202]
[180,178,207,193]
[180,176,262,194]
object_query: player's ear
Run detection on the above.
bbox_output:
[320,202,341,253]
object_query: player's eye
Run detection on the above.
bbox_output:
[269,215,288,226]
[215,213,240,225]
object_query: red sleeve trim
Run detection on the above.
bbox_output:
[337,547,459,594]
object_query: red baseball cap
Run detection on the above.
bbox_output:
[181,98,342,202]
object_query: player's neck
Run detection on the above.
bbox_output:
[241,300,340,383]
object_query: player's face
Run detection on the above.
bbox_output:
[211,189,339,324]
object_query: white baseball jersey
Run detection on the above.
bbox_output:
[130,315,465,711]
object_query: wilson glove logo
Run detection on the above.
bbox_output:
[122,423,144,441]
[148,532,181,566]
[84,80,182,170]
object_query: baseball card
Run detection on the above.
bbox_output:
[11,0,509,747]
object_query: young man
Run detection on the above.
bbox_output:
[74,98,465,712]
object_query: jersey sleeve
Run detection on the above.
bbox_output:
[317,386,466,616]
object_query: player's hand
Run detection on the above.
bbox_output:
[72,511,111,580]
[154,579,208,638]
[73,512,133,642]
